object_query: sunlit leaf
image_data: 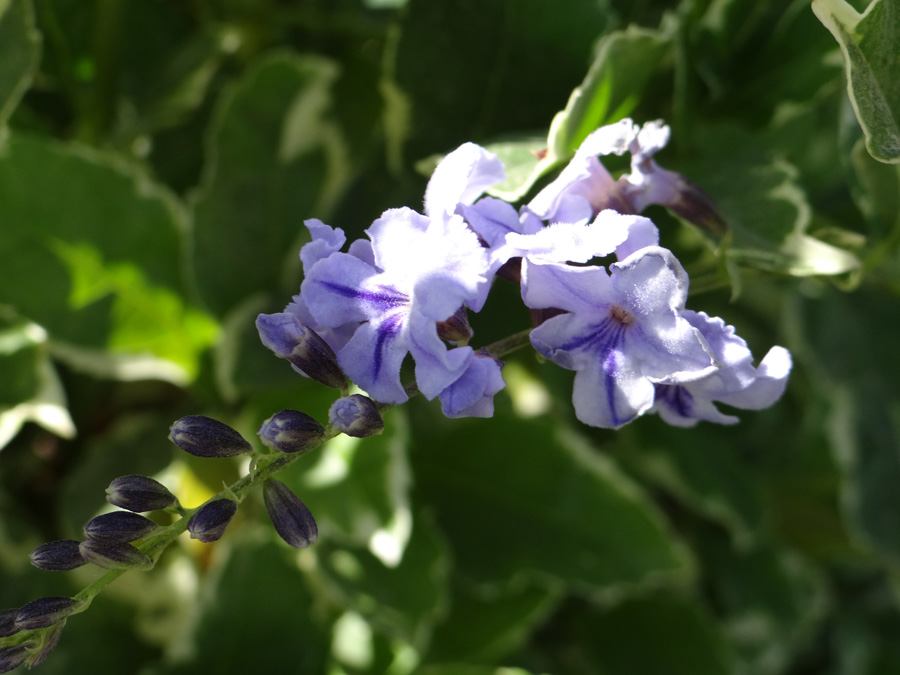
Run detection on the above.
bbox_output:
[547,25,671,161]
[0,133,214,379]
[813,0,900,163]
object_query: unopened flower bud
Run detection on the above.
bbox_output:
[662,177,727,236]
[256,313,349,389]
[30,540,86,571]
[0,609,19,638]
[187,499,238,543]
[258,409,325,453]
[329,394,384,438]
[83,511,158,545]
[15,597,82,631]
[263,479,318,549]
[436,306,473,343]
[0,645,29,673]
[78,540,154,571]
[106,475,178,512]
[168,415,252,458]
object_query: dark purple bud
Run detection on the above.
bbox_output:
[30,540,86,571]
[0,645,29,673]
[29,621,65,667]
[436,306,473,343]
[106,475,178,512]
[256,313,349,389]
[15,597,82,630]
[0,609,19,638]
[660,176,727,237]
[186,499,238,543]
[78,540,154,571]
[263,479,318,549]
[329,394,384,438]
[83,511,158,545]
[168,415,252,458]
[258,409,325,453]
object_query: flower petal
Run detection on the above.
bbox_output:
[424,142,506,220]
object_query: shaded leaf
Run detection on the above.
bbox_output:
[0,0,41,135]
[426,581,560,665]
[681,124,860,276]
[813,0,900,163]
[0,315,42,407]
[410,407,692,593]
[796,285,900,563]
[384,0,614,165]
[629,424,767,548]
[693,524,828,675]
[0,340,74,450]
[156,536,330,674]
[190,52,350,317]
[533,592,734,675]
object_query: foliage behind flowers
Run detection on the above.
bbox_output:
[0,0,899,674]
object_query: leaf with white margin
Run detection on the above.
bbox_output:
[813,0,900,163]
[0,322,74,449]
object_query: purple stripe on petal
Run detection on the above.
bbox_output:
[655,384,694,418]
[372,312,404,380]
[318,280,408,310]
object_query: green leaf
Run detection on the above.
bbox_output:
[692,524,828,674]
[0,0,41,135]
[410,407,692,593]
[0,314,42,407]
[0,322,74,449]
[158,536,330,674]
[681,124,860,277]
[481,135,548,204]
[628,424,767,548]
[547,25,671,161]
[534,591,734,675]
[797,285,900,563]
[813,0,900,163]
[850,136,900,237]
[311,514,449,651]
[0,133,213,379]
[190,52,350,317]
[383,0,615,165]
[426,581,560,665]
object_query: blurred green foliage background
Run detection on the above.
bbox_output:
[1,0,899,673]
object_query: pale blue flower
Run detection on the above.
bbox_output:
[302,207,490,404]
[438,348,505,418]
[651,311,792,426]
[522,245,717,428]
